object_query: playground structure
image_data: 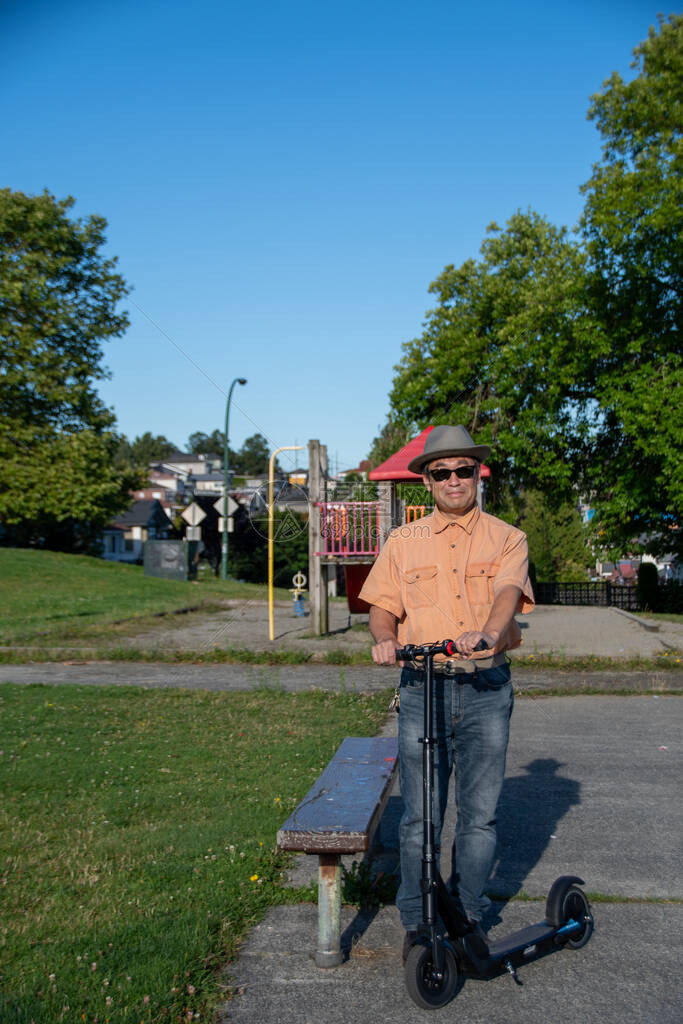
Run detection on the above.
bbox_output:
[307,428,490,635]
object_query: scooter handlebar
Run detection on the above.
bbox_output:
[395,638,489,660]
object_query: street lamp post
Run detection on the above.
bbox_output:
[221,377,247,580]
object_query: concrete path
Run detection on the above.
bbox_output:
[7,602,680,660]
[2,661,681,693]
[219,695,683,1023]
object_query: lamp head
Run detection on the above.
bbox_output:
[238,378,247,385]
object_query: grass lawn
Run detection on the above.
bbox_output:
[634,611,683,624]
[0,549,289,646]
[0,683,390,1023]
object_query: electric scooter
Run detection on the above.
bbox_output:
[395,639,594,1010]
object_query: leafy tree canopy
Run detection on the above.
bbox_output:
[367,415,412,469]
[235,433,271,475]
[385,210,592,510]
[373,18,682,557]
[0,189,139,550]
[519,490,592,583]
[187,431,275,475]
[188,429,224,455]
[114,432,177,469]
[580,13,682,556]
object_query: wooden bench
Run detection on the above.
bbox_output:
[277,735,398,967]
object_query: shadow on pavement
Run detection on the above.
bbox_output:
[486,758,581,926]
[349,758,581,940]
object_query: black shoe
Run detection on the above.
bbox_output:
[402,930,419,964]
[462,921,490,972]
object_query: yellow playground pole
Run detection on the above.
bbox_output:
[269,445,303,641]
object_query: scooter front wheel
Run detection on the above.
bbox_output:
[404,943,460,1010]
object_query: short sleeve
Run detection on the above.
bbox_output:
[492,528,535,613]
[358,535,405,618]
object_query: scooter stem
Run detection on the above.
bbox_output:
[421,650,442,971]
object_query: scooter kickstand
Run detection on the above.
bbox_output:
[504,959,523,986]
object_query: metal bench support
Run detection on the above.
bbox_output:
[316,853,343,967]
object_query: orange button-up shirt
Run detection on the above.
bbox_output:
[358,504,534,661]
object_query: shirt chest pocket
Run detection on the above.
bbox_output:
[465,562,499,606]
[402,565,439,609]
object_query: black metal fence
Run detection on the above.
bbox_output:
[535,581,640,611]
[535,580,681,614]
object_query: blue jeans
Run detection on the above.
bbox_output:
[397,663,514,929]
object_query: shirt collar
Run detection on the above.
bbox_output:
[432,503,480,535]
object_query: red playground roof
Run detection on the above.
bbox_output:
[368,425,491,481]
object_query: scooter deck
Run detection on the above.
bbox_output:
[485,921,555,961]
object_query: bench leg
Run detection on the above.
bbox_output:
[315,853,343,967]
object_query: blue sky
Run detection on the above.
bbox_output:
[1,0,666,473]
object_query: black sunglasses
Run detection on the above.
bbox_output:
[428,466,477,482]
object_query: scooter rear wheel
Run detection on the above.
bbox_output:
[405,943,460,1010]
[559,885,594,949]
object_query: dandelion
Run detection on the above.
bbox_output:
[250,874,259,882]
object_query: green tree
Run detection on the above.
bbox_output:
[519,490,591,582]
[186,431,274,475]
[0,189,139,550]
[234,433,271,475]
[114,432,177,469]
[384,211,592,509]
[188,429,225,454]
[228,509,308,587]
[367,416,411,468]
[580,14,683,556]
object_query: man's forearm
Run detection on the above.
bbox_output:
[454,584,521,656]
[369,606,400,665]
[483,585,522,641]
[369,605,398,643]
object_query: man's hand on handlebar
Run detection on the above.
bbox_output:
[454,630,497,657]
[371,638,401,665]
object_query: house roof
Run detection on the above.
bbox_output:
[368,426,491,481]
[368,427,435,481]
[111,499,168,528]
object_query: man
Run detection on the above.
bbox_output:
[358,425,534,963]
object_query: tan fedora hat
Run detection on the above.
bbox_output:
[407,425,491,475]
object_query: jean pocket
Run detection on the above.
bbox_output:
[473,663,511,690]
